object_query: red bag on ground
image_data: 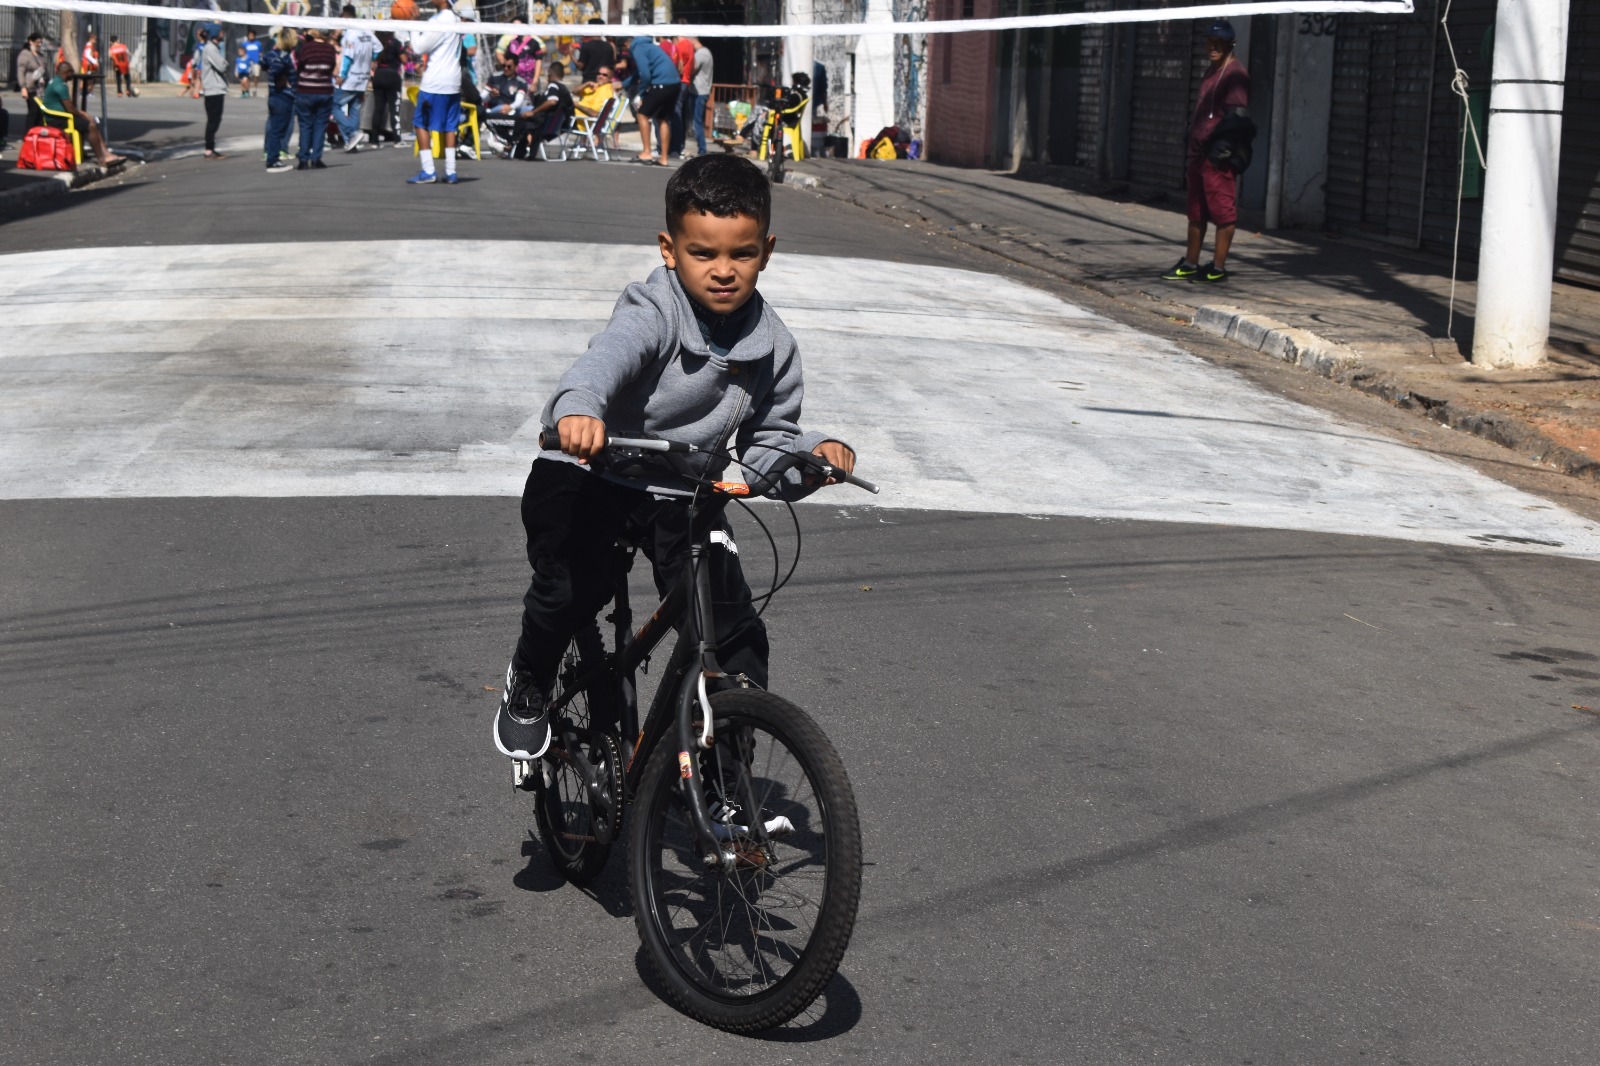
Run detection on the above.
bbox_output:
[17,126,76,171]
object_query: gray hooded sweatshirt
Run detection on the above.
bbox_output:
[539,265,842,499]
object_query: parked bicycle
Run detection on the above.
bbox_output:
[517,430,876,1032]
[755,84,809,186]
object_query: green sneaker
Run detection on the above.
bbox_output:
[1161,258,1200,281]
[1192,261,1229,283]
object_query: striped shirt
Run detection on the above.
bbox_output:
[294,39,339,95]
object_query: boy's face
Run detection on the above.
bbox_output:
[659,211,775,315]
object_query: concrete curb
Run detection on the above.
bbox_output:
[1191,304,1361,378]
[1191,304,1600,481]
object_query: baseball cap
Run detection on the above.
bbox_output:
[1202,20,1236,42]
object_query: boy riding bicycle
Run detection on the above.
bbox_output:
[495,153,857,762]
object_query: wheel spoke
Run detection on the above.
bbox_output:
[633,691,861,1028]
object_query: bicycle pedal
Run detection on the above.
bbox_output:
[511,759,542,791]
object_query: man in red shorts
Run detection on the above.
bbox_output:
[1163,20,1249,284]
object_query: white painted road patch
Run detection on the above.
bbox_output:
[2,240,1597,558]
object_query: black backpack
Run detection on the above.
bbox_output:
[1205,110,1257,174]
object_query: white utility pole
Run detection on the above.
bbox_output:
[1471,0,1571,368]
[784,0,813,141]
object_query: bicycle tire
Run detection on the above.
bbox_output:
[629,689,861,1032]
[534,623,618,884]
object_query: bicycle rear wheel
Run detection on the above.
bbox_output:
[629,689,862,1032]
[534,623,619,884]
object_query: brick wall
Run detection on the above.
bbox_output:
[925,0,1003,167]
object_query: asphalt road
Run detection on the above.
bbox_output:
[4,147,1600,1065]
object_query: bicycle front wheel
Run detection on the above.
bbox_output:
[629,689,862,1032]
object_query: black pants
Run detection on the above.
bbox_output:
[115,68,134,94]
[369,85,399,141]
[514,459,769,690]
[669,81,694,155]
[204,94,224,151]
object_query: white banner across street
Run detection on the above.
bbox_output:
[0,0,1415,38]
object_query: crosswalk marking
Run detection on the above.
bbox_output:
[2,240,1596,558]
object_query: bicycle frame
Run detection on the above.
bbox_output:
[540,487,745,867]
[756,90,808,162]
[526,432,875,869]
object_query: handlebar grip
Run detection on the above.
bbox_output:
[536,428,697,454]
[838,471,880,495]
[821,465,879,494]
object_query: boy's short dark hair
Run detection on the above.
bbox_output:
[665,154,771,236]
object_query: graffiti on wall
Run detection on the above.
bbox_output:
[892,0,925,135]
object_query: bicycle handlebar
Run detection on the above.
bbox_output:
[536,429,880,494]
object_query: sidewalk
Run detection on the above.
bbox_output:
[1,81,651,212]
[0,83,236,211]
[790,158,1600,482]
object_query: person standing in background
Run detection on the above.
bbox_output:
[406,0,464,185]
[109,35,136,97]
[198,24,229,159]
[17,33,48,126]
[619,34,677,167]
[687,35,712,157]
[576,21,612,83]
[189,30,206,98]
[667,29,693,158]
[1161,19,1249,285]
[79,31,100,109]
[293,27,339,169]
[243,29,263,96]
[263,28,298,172]
[368,31,404,146]
[335,6,377,152]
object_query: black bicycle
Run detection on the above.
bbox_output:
[516,431,876,1032]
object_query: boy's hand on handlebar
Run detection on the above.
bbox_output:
[557,415,607,464]
[809,441,856,485]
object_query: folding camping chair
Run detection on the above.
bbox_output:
[559,95,618,162]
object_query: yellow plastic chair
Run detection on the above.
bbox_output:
[406,86,479,159]
[33,103,84,165]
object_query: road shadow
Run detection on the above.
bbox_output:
[514,831,632,918]
[0,178,141,227]
[631,947,863,1040]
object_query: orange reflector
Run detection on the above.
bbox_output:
[713,482,751,496]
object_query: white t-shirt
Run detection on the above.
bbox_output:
[339,29,378,92]
[411,9,463,96]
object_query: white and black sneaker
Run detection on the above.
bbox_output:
[706,783,794,841]
[494,664,550,760]
[344,130,367,152]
